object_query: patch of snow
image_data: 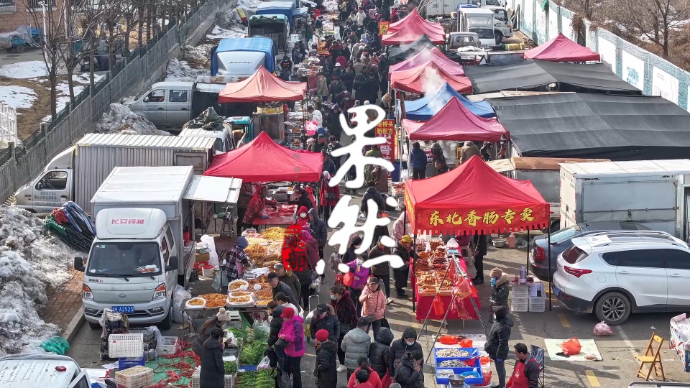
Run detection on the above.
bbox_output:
[0,86,36,109]
[165,58,210,82]
[72,73,105,84]
[96,103,170,135]
[0,206,78,356]
[237,0,261,12]
[0,61,48,79]
[207,25,247,40]
[183,44,214,63]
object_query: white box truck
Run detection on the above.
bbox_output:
[74,166,241,329]
[14,133,215,214]
[0,354,93,388]
[560,159,690,241]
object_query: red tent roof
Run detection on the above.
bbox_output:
[524,33,601,62]
[402,97,507,141]
[218,66,306,103]
[383,10,446,45]
[388,48,464,79]
[203,132,323,182]
[404,156,550,235]
[390,62,472,94]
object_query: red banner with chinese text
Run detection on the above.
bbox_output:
[409,204,549,235]
[375,119,396,175]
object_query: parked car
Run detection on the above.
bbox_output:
[529,221,650,281]
[553,230,690,325]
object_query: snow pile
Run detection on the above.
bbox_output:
[0,61,49,79]
[96,103,170,136]
[0,86,36,109]
[237,0,261,12]
[165,58,210,82]
[207,25,247,40]
[183,44,215,63]
[0,206,77,356]
[210,6,252,40]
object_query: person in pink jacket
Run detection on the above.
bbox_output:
[359,277,387,338]
[347,254,370,313]
[279,307,305,388]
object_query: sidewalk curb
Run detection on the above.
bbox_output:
[63,307,85,343]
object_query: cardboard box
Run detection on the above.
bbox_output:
[196,252,210,262]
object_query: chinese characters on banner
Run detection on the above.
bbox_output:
[281,224,310,272]
[374,119,396,177]
[415,206,547,233]
[379,21,390,36]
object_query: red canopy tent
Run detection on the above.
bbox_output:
[383,10,446,45]
[402,97,507,141]
[218,66,306,103]
[388,48,464,79]
[524,33,601,62]
[390,62,472,94]
[389,9,445,35]
[203,132,323,182]
[404,156,550,235]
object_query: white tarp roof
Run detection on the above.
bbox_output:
[183,176,242,204]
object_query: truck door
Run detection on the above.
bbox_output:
[162,227,177,296]
[167,88,192,126]
[141,88,167,124]
[68,372,90,388]
[31,170,72,210]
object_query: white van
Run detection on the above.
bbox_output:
[0,354,91,388]
[457,8,497,47]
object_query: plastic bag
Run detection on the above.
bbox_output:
[561,338,582,355]
[200,235,219,269]
[459,338,473,348]
[455,278,474,299]
[432,295,444,315]
[343,272,354,287]
[173,285,192,323]
[257,356,271,370]
[253,320,270,339]
[593,321,613,336]
[438,335,459,345]
[40,336,70,355]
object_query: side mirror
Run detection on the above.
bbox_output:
[74,257,85,272]
[143,96,150,103]
[166,256,179,272]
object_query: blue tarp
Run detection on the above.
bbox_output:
[405,83,495,120]
[256,1,295,20]
[212,37,275,75]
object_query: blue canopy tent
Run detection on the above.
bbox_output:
[256,1,296,20]
[405,83,495,120]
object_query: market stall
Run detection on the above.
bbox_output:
[388,48,465,79]
[404,156,550,317]
[404,82,495,120]
[524,33,601,62]
[218,66,306,103]
[383,9,446,45]
[391,61,473,94]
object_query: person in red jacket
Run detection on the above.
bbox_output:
[506,343,540,388]
[320,171,340,222]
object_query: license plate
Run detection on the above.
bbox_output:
[111,306,134,313]
[553,286,560,297]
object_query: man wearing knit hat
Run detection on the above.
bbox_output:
[315,329,338,388]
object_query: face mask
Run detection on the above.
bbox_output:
[356,259,363,265]
[406,341,415,346]
[491,278,497,287]
[330,295,337,300]
[300,213,307,218]
[354,245,361,250]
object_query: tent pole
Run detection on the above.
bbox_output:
[526,229,530,276]
[548,227,552,311]
[412,233,417,313]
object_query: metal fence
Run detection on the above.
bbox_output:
[508,0,690,110]
[0,103,16,146]
[0,0,232,204]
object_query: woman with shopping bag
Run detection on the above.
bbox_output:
[347,254,371,313]
[359,277,386,338]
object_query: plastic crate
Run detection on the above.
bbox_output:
[434,348,479,364]
[511,284,529,298]
[114,365,153,388]
[158,336,180,355]
[511,297,529,313]
[435,359,483,385]
[529,296,546,312]
[192,367,235,388]
[118,354,145,370]
[108,333,144,358]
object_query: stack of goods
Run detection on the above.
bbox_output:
[415,247,453,296]
[229,326,270,367]
[433,347,484,385]
[670,313,690,371]
[192,360,238,388]
[185,293,227,310]
[44,201,95,252]
[108,333,147,371]
[236,370,274,388]
[264,204,297,218]
[115,365,154,388]
[99,309,130,360]
[510,281,530,313]
[391,182,405,198]
[227,276,273,307]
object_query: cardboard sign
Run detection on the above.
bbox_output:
[375,119,396,176]
[379,21,390,36]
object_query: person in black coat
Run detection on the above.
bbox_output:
[344,235,363,264]
[369,327,394,379]
[390,328,423,376]
[200,328,225,388]
[360,181,385,217]
[310,304,340,342]
[395,350,424,388]
[472,233,489,285]
[267,302,285,347]
[484,306,514,388]
[314,329,338,388]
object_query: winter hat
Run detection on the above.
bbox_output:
[317,304,330,314]
[315,329,329,342]
[368,276,379,284]
[494,305,508,320]
[281,307,295,319]
[401,235,412,243]
[490,267,503,279]
[237,236,249,249]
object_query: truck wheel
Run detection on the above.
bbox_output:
[16,44,25,53]
[88,321,101,330]
[495,32,503,45]
[158,304,173,331]
[594,291,631,326]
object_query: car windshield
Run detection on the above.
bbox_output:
[87,242,162,277]
[550,225,581,244]
[470,28,494,39]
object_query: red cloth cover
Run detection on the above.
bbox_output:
[524,33,601,62]
[388,48,463,78]
[382,10,445,45]
[218,66,306,103]
[414,258,480,321]
[390,62,472,94]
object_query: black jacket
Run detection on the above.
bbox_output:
[485,316,514,360]
[395,354,424,388]
[267,305,285,347]
[310,312,340,342]
[369,327,394,378]
[369,245,391,276]
[391,243,416,271]
[200,338,225,388]
[308,208,328,247]
[390,328,422,375]
[272,280,299,307]
[316,341,338,388]
[361,186,384,216]
[297,194,314,211]
[473,234,488,256]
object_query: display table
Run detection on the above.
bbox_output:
[251,204,297,228]
[414,258,481,322]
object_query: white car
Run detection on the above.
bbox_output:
[552,231,690,325]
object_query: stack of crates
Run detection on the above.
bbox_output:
[529,281,546,312]
[115,366,154,388]
[108,333,146,371]
[510,283,529,312]
[227,310,242,329]
[192,366,235,388]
